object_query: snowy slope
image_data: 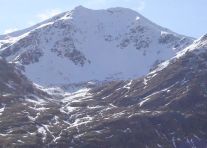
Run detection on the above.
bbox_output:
[0,6,194,86]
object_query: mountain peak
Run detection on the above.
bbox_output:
[71,6,139,16]
[0,6,193,86]
[107,7,138,14]
[73,5,90,11]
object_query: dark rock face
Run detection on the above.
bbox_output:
[14,49,43,65]
[51,37,88,66]
[0,59,32,94]
[119,25,151,50]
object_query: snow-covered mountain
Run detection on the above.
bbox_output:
[0,6,193,86]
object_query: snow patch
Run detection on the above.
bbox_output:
[0,104,6,115]
[123,80,133,89]
[37,126,47,142]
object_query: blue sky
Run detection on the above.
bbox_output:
[1,0,206,38]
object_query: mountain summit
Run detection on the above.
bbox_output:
[0,6,193,86]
